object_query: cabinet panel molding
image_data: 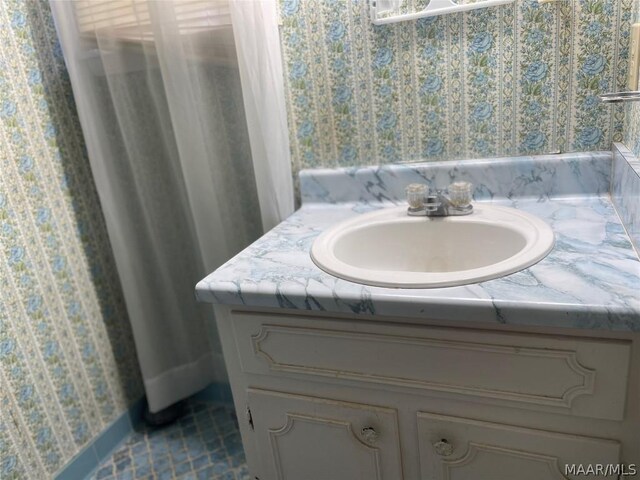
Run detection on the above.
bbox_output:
[443,443,568,480]
[251,324,594,407]
[247,388,404,480]
[232,312,631,420]
[269,413,382,480]
[417,412,621,480]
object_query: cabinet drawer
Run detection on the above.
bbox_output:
[417,412,621,480]
[232,311,631,420]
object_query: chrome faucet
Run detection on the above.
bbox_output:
[405,182,474,217]
[599,91,640,103]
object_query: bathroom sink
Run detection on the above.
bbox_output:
[310,205,554,288]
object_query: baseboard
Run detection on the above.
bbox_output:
[54,396,145,479]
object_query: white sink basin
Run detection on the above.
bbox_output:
[310,205,555,288]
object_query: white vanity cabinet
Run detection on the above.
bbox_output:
[213,307,638,480]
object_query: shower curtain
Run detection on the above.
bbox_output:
[50,0,293,412]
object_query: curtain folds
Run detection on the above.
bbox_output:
[50,0,293,412]
[229,0,294,230]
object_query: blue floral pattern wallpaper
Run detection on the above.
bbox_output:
[624,0,640,156]
[279,0,633,171]
[0,1,143,478]
[1,0,639,478]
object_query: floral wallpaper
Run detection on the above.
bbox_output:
[279,0,633,172]
[0,1,143,478]
[624,0,640,156]
[0,1,636,478]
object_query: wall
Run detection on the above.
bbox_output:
[624,0,640,155]
[279,0,633,173]
[0,1,143,478]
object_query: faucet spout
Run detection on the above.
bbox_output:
[405,183,474,217]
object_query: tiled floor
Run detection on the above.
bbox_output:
[91,401,250,480]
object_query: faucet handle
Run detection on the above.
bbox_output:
[405,183,428,210]
[447,181,473,207]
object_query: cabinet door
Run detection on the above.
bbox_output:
[247,388,404,480]
[417,412,621,480]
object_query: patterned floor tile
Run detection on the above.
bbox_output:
[90,402,250,480]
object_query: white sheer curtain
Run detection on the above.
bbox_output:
[50,0,293,412]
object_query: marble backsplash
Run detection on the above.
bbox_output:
[299,151,612,204]
[612,143,640,253]
[300,145,640,259]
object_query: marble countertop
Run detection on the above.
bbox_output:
[196,196,640,331]
[196,153,640,331]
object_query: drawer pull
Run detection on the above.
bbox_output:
[433,439,454,457]
[361,426,379,444]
